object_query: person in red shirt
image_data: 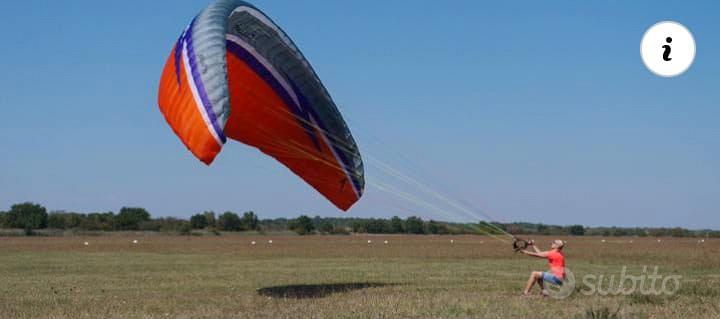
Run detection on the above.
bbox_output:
[521,239,566,296]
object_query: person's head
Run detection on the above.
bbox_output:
[551,239,565,250]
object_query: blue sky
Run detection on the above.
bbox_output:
[1,1,718,229]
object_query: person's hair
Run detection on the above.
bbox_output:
[554,239,565,250]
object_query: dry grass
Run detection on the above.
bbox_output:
[0,234,718,318]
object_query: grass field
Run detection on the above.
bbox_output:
[0,234,718,318]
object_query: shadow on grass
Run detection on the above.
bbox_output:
[257,282,397,299]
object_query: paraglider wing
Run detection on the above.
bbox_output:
[158,0,364,210]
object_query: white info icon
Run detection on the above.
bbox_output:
[640,21,695,78]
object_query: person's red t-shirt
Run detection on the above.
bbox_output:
[547,250,565,279]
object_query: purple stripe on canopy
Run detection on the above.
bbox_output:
[184,18,226,144]
[173,34,184,87]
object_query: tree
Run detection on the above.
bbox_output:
[477,221,504,235]
[46,211,84,230]
[218,211,242,231]
[0,211,7,228]
[536,224,549,235]
[630,228,644,237]
[611,227,628,237]
[259,217,289,232]
[319,221,334,234]
[242,211,259,230]
[203,211,217,228]
[289,215,315,235]
[427,220,449,234]
[329,225,349,235]
[438,224,452,234]
[568,225,585,236]
[671,227,687,238]
[390,216,404,233]
[82,212,115,231]
[138,219,163,231]
[427,220,441,234]
[47,213,67,229]
[506,224,525,235]
[351,220,368,233]
[7,202,48,230]
[648,228,668,237]
[115,207,150,230]
[405,216,425,234]
[64,213,83,229]
[366,219,388,233]
[190,214,208,229]
[179,222,193,235]
[312,215,323,229]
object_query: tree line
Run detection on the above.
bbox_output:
[0,202,259,235]
[1,202,718,238]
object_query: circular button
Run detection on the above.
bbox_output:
[640,21,695,77]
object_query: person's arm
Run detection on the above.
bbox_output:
[522,240,548,258]
[531,242,541,254]
[521,249,549,258]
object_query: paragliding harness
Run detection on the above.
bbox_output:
[512,237,530,252]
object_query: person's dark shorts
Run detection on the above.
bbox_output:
[542,272,563,286]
